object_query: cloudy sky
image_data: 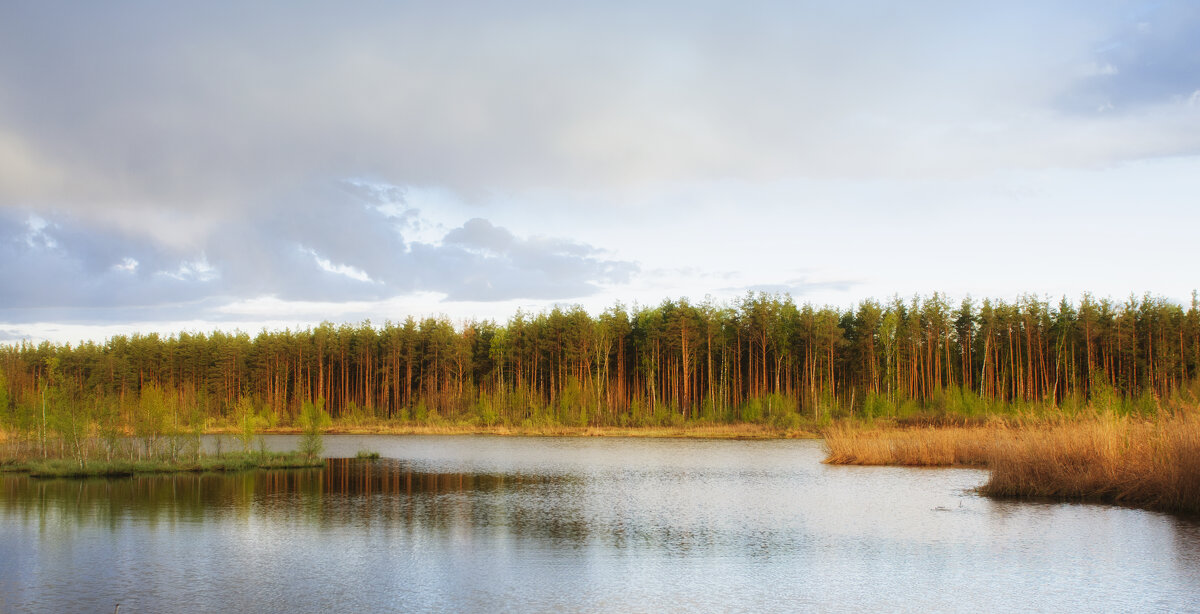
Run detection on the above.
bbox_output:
[2,2,1199,342]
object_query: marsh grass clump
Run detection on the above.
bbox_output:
[823,424,998,466]
[355,450,381,460]
[824,413,1200,514]
[981,415,1200,514]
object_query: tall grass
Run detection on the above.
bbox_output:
[823,424,998,466]
[824,414,1200,514]
[982,416,1200,514]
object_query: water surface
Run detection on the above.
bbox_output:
[2,436,1198,613]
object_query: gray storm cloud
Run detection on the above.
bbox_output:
[0,188,637,322]
[3,2,1200,217]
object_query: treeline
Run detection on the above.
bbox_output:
[2,292,1199,432]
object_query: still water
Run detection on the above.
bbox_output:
[2,436,1199,613]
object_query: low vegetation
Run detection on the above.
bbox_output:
[297,398,332,460]
[981,415,1200,514]
[11,451,323,478]
[824,412,1200,515]
[0,383,330,478]
[823,423,998,466]
[257,421,815,439]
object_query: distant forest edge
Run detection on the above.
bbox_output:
[3,292,1199,434]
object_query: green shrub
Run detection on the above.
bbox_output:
[740,398,763,422]
[861,391,893,420]
[297,398,331,460]
[772,411,803,430]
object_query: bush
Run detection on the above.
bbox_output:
[861,391,893,420]
[235,397,264,453]
[477,404,499,427]
[1089,374,1120,414]
[772,411,804,431]
[740,398,762,422]
[1132,390,1160,417]
[298,398,331,460]
[412,400,429,423]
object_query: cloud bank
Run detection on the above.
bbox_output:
[3,2,1199,212]
[0,183,636,322]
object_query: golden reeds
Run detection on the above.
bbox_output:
[823,424,999,466]
[824,415,1200,514]
[982,416,1200,514]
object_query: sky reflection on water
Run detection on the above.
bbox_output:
[2,436,1198,613]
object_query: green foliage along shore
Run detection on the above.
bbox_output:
[11,451,324,479]
[2,292,1199,449]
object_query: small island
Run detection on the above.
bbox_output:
[7,451,324,478]
[1,397,333,478]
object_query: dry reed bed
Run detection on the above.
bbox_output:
[982,417,1200,514]
[823,424,1000,466]
[824,417,1200,514]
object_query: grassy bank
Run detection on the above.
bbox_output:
[824,415,1200,514]
[240,422,819,439]
[4,451,324,478]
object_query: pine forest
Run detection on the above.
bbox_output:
[3,292,1199,438]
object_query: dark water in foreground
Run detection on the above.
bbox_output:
[2,436,1199,613]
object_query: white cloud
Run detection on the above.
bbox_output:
[113,257,139,272]
[215,295,390,318]
[23,215,56,248]
[307,249,375,283]
[159,255,217,282]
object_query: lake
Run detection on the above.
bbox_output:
[2,436,1198,613]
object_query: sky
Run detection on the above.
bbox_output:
[2,2,1199,343]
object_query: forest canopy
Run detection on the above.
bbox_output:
[2,292,1197,432]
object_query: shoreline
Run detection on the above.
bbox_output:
[6,417,1198,515]
[2,451,324,478]
[212,423,823,439]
